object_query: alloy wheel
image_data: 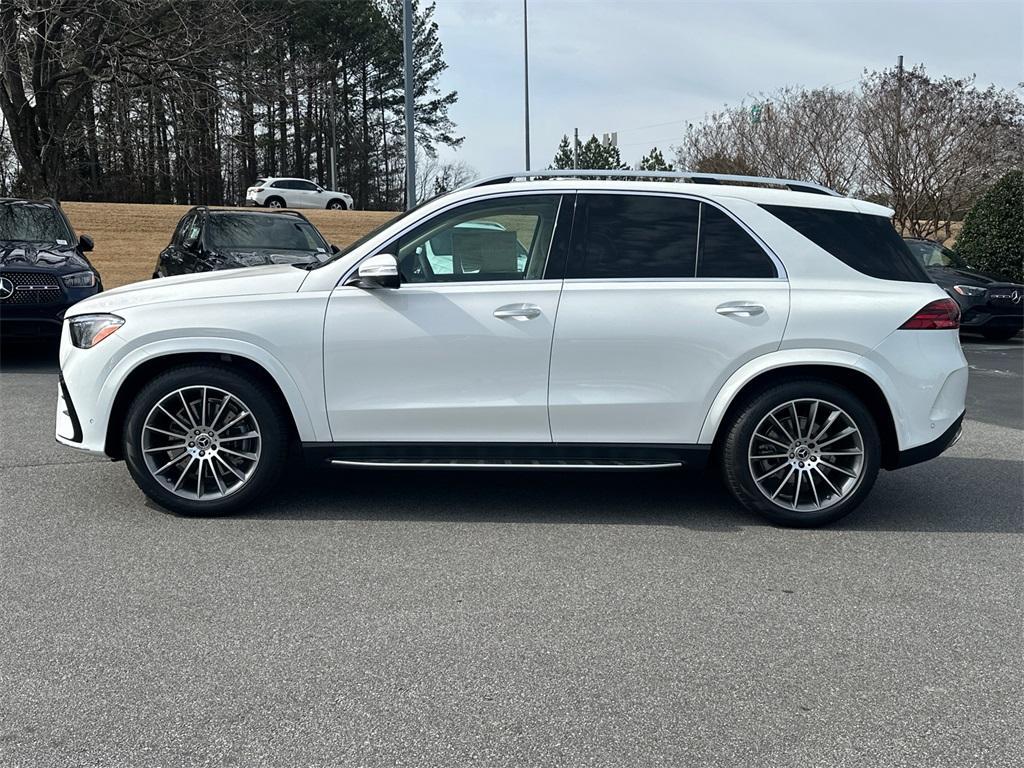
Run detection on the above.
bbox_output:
[747,398,865,512]
[141,386,262,501]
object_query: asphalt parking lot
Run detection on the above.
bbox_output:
[1,336,1021,767]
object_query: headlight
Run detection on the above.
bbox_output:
[62,271,97,289]
[68,314,124,348]
[952,285,986,297]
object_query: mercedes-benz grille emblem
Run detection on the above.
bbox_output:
[1012,290,1021,305]
[0,276,14,301]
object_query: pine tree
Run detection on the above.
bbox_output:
[638,146,674,172]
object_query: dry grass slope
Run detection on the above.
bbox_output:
[61,202,397,288]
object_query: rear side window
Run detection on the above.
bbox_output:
[568,194,699,279]
[762,205,930,283]
[697,205,777,278]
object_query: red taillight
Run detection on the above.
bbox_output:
[900,298,960,330]
[254,187,264,192]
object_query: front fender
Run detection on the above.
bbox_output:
[96,336,326,447]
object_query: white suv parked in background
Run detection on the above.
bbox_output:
[245,177,354,210]
[56,171,967,526]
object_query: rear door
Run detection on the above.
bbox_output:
[548,192,790,445]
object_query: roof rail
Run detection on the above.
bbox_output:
[461,169,841,197]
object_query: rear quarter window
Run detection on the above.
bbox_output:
[761,205,930,283]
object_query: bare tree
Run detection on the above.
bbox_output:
[859,66,1024,238]
[676,70,1023,236]
[678,87,863,194]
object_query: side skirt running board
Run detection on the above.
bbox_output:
[329,458,682,471]
[302,442,711,470]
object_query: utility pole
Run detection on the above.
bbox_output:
[523,0,531,170]
[894,54,904,220]
[403,0,416,209]
[573,127,578,169]
[329,64,337,192]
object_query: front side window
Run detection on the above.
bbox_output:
[395,195,561,283]
[568,194,700,279]
[0,202,72,243]
[206,214,329,255]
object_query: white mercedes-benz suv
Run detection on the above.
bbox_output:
[245,177,354,210]
[55,171,967,526]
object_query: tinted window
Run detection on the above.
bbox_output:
[206,214,328,254]
[270,180,289,189]
[697,204,776,278]
[396,195,561,283]
[0,202,72,242]
[295,180,318,191]
[569,194,699,279]
[762,205,930,283]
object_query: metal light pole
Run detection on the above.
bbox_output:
[403,0,416,209]
[523,0,531,171]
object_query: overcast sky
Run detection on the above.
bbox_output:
[430,0,1024,176]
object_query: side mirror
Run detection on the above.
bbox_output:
[79,234,94,252]
[330,243,341,254]
[352,253,400,289]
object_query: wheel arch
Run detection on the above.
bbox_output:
[326,198,348,210]
[703,360,901,470]
[104,350,309,459]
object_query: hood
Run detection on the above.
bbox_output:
[69,264,308,316]
[215,247,325,268]
[0,240,90,272]
[926,265,1021,288]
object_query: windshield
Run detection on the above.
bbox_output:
[0,202,73,243]
[905,240,965,269]
[206,214,329,257]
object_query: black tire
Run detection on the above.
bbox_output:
[719,379,881,527]
[264,196,285,209]
[980,327,1020,341]
[123,364,289,516]
[326,198,348,210]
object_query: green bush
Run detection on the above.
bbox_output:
[954,170,1024,282]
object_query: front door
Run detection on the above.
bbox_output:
[323,193,571,443]
[548,192,790,445]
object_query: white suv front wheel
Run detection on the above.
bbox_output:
[720,380,881,527]
[123,365,289,516]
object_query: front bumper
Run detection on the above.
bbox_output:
[893,410,964,469]
[1,300,77,337]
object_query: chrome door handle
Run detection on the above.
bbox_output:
[494,303,542,320]
[716,302,765,317]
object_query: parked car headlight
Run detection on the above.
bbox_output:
[68,314,124,348]
[62,271,97,289]
[952,284,986,297]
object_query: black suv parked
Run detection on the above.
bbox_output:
[0,198,102,338]
[155,207,335,277]
[905,238,1023,341]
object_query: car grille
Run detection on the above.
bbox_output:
[0,271,64,305]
